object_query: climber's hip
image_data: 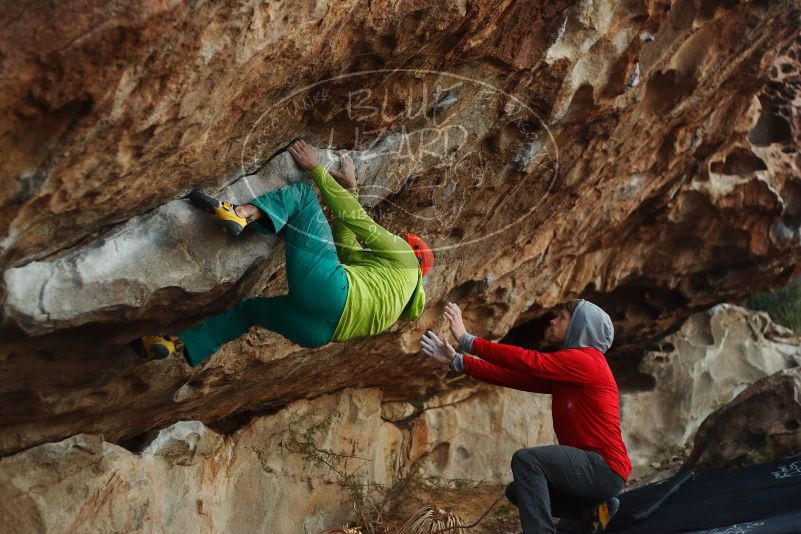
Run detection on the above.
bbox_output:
[248,261,349,347]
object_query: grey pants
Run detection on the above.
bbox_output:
[506,445,625,534]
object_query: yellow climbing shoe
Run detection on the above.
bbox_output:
[188,191,248,236]
[592,496,620,532]
[132,335,176,360]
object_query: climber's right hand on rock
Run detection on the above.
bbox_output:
[288,139,320,171]
[444,302,467,341]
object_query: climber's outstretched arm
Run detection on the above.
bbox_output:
[288,140,417,268]
[331,208,362,262]
[328,152,363,261]
[288,140,363,219]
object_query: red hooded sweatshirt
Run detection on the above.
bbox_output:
[463,338,632,480]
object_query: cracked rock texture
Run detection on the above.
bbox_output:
[2,0,801,489]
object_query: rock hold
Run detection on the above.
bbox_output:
[2,137,422,335]
[685,367,801,472]
[1,0,801,460]
[622,304,801,475]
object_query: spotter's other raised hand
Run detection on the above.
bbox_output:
[444,302,467,342]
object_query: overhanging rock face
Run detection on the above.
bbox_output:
[2,138,422,334]
[1,0,801,456]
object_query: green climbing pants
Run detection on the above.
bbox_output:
[178,182,349,366]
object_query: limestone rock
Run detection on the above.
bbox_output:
[380,401,416,422]
[621,304,801,476]
[1,316,798,530]
[2,0,801,461]
[2,141,414,334]
[142,420,220,463]
[409,387,554,482]
[685,368,801,472]
[0,386,553,533]
[0,389,398,533]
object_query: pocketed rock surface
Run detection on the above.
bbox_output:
[1,3,801,528]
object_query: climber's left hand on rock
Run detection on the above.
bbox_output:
[288,139,320,171]
[421,330,456,367]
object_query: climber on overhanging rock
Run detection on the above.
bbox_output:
[420,299,631,534]
[133,139,434,365]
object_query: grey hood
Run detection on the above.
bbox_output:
[563,299,614,354]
